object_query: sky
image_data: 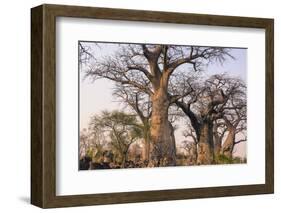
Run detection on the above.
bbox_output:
[79,42,247,158]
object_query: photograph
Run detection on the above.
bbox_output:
[78,42,247,170]
[29,3,274,208]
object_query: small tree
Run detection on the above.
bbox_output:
[90,111,142,167]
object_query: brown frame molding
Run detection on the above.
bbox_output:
[31,4,274,208]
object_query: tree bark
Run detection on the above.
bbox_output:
[121,152,126,168]
[221,128,235,158]
[197,120,214,165]
[149,88,176,166]
[144,140,150,161]
[186,143,197,165]
[143,125,151,161]
[213,136,221,158]
[213,124,222,158]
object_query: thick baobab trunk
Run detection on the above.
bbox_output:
[213,130,222,158]
[221,128,235,158]
[214,139,221,158]
[197,120,214,165]
[149,89,176,167]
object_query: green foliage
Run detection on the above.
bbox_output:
[232,156,247,164]
[89,110,143,165]
[85,148,93,158]
[215,154,246,164]
[215,154,233,164]
[92,149,103,162]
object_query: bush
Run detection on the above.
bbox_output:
[215,155,246,164]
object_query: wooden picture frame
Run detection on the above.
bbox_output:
[31,4,274,208]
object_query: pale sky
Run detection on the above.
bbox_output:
[79,42,247,158]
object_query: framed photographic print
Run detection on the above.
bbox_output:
[31,4,274,208]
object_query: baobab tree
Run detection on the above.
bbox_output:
[204,75,247,159]
[81,42,233,166]
[176,74,246,164]
[113,84,178,165]
[210,108,246,161]
[176,80,226,164]
[213,120,228,158]
[220,91,247,158]
[181,122,198,165]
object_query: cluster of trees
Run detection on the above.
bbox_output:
[79,43,247,169]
